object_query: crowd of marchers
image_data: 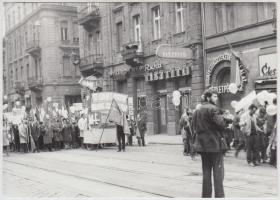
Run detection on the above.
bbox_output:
[180,96,277,168]
[2,112,148,155]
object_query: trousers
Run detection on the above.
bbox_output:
[246,135,258,164]
[200,152,225,198]
[117,132,125,150]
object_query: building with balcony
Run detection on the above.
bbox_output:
[202,2,277,112]
[78,2,204,135]
[3,3,81,110]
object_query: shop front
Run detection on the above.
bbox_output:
[143,58,192,135]
[206,43,276,113]
[255,52,277,93]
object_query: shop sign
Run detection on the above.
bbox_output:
[209,84,230,94]
[144,60,162,71]
[145,65,191,82]
[259,53,277,77]
[156,44,193,59]
[206,53,232,86]
[128,97,134,119]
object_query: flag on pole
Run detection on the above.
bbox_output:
[107,98,123,125]
[35,106,40,121]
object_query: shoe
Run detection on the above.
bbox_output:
[117,149,121,152]
[122,149,125,152]
[249,162,255,167]
[191,156,197,161]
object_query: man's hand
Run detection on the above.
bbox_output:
[266,145,271,157]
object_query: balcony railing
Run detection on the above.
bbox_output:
[28,76,43,91]
[14,81,25,94]
[121,41,144,66]
[79,54,103,75]
[78,5,101,31]
[80,54,103,67]
[59,39,79,48]
[26,40,40,56]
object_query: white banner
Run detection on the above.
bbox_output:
[11,108,25,124]
[91,92,128,113]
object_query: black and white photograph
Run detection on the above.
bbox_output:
[1,1,278,199]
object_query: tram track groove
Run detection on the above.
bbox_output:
[4,155,276,196]
[4,160,174,198]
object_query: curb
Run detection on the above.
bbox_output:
[148,142,182,145]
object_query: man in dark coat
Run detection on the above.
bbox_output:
[192,89,226,198]
[61,119,72,149]
[116,123,125,152]
[31,118,40,153]
[44,119,53,151]
[53,119,62,150]
[137,112,147,146]
[11,124,20,152]
[38,122,45,150]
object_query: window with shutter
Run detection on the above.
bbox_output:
[96,31,101,54]
[133,15,141,42]
[116,22,123,52]
[152,7,161,40]
[226,3,235,30]
[63,56,72,77]
[61,21,68,41]
[73,22,79,42]
[175,2,184,33]
[214,3,223,33]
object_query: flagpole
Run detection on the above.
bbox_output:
[223,36,239,58]
[96,98,115,151]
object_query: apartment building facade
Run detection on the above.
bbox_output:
[4,3,82,110]
[202,2,277,112]
[78,2,204,135]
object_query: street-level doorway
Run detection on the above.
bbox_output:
[158,95,168,134]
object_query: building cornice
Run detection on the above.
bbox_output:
[205,19,274,40]
[5,4,77,36]
[205,34,276,53]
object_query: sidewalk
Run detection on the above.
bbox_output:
[145,134,245,159]
[146,134,182,145]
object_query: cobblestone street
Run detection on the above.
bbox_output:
[2,144,277,198]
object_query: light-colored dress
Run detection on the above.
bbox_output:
[3,125,10,146]
[19,123,28,144]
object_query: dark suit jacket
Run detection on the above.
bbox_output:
[31,122,40,141]
[192,102,226,153]
[116,124,124,136]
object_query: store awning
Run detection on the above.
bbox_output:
[255,78,277,91]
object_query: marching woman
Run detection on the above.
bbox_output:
[19,119,29,153]
[61,118,72,149]
[31,118,40,153]
[3,118,11,156]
